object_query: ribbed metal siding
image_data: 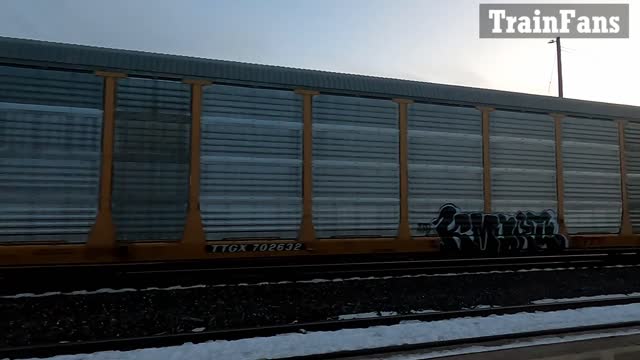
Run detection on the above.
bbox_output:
[0,66,102,243]
[2,37,640,123]
[491,111,557,213]
[113,78,191,241]
[408,104,483,235]
[313,95,398,238]
[201,85,302,240]
[624,121,640,232]
[562,117,621,233]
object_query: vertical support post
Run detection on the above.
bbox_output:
[393,99,413,241]
[552,113,568,235]
[181,80,211,249]
[88,71,126,250]
[478,106,494,214]
[618,119,632,235]
[295,89,319,242]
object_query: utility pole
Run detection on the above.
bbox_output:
[549,37,564,98]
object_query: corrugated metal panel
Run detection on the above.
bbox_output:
[112,77,191,241]
[201,85,302,240]
[491,111,557,213]
[408,103,483,235]
[624,121,640,232]
[0,66,102,108]
[0,66,102,243]
[562,117,621,233]
[0,37,639,121]
[313,95,398,238]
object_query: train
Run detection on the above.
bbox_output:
[1,36,639,266]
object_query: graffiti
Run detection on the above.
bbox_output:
[418,203,567,255]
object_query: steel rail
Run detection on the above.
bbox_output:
[1,252,639,296]
[4,248,639,272]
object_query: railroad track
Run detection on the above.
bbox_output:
[1,251,640,295]
[4,295,640,359]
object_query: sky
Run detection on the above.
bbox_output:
[0,0,637,106]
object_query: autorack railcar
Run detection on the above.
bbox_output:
[0,37,639,266]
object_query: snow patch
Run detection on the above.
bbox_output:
[368,329,640,360]
[336,293,640,322]
[24,303,640,360]
[338,311,399,320]
[533,292,640,304]
[337,309,440,320]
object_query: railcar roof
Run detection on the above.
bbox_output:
[0,36,638,120]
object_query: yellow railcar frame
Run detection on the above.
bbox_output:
[0,70,637,266]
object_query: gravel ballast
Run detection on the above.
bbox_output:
[2,266,640,347]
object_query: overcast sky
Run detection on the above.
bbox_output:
[0,0,637,106]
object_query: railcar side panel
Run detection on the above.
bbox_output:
[407,103,483,236]
[312,95,399,238]
[0,66,103,243]
[112,77,191,241]
[562,117,621,234]
[1,37,640,265]
[200,85,303,240]
[624,121,640,233]
[490,111,557,214]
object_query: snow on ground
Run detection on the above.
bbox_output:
[5,264,637,299]
[364,329,640,360]
[334,293,640,322]
[338,311,400,320]
[20,303,640,360]
[338,309,441,320]
[533,292,640,304]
